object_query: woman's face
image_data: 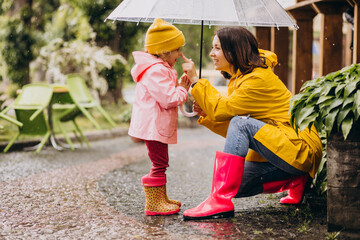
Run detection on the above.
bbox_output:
[209,35,232,74]
[161,48,181,67]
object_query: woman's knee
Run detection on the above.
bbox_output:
[228,116,247,132]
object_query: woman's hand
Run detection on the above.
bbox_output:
[193,100,206,117]
[179,74,191,91]
[181,53,199,84]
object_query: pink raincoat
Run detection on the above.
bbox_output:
[128,51,188,144]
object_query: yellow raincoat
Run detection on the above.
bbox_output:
[191,50,322,178]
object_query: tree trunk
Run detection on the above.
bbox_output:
[327,121,360,233]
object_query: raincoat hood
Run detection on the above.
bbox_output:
[259,49,278,68]
[131,51,168,82]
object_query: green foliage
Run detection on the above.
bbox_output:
[32,38,127,96]
[290,63,360,140]
[290,64,360,203]
[0,0,12,15]
[0,17,35,85]
[42,3,94,42]
[69,0,146,57]
[101,59,130,90]
[306,131,327,202]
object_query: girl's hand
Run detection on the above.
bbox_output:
[181,53,199,84]
[179,74,191,91]
[193,100,206,117]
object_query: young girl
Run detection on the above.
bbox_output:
[128,18,190,216]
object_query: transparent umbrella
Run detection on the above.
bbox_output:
[105,0,297,77]
[105,0,297,28]
[105,0,297,116]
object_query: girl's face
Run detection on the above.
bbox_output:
[160,48,182,67]
[209,35,232,74]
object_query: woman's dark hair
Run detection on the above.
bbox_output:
[216,27,268,79]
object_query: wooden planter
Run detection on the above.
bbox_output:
[327,121,360,233]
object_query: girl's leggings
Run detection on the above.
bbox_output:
[144,140,169,178]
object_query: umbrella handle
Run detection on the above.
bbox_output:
[179,104,198,118]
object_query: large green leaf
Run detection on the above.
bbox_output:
[325,70,341,80]
[337,104,352,128]
[300,77,322,91]
[328,98,343,111]
[352,103,360,120]
[322,82,337,96]
[305,88,322,103]
[289,93,309,110]
[341,117,353,140]
[342,94,354,108]
[291,64,360,137]
[299,112,318,131]
[319,99,336,115]
[297,105,315,126]
[344,80,358,98]
[334,83,346,98]
[354,90,360,108]
[313,115,324,133]
[340,64,357,74]
[316,95,334,105]
[325,108,340,134]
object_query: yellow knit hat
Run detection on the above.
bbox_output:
[145,18,185,54]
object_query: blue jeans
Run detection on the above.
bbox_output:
[223,116,306,198]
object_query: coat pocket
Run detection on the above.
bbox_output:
[155,107,177,137]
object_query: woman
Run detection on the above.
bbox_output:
[181,27,322,220]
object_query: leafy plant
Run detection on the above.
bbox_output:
[290,63,360,140]
[289,64,360,204]
[305,131,327,203]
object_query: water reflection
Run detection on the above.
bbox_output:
[184,219,247,239]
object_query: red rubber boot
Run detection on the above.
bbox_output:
[183,151,245,220]
[262,174,309,204]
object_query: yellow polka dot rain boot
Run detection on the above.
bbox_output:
[164,186,181,207]
[143,185,180,216]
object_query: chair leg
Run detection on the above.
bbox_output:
[72,120,90,148]
[4,132,20,153]
[0,113,23,127]
[96,105,117,127]
[58,120,75,151]
[78,106,101,130]
[35,131,51,153]
[72,129,84,146]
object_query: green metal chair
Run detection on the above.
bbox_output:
[0,112,23,128]
[2,83,53,153]
[65,74,117,130]
[50,86,90,150]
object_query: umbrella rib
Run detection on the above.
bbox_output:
[260,0,278,28]
[147,0,161,22]
[233,0,248,27]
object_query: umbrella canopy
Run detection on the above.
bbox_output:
[105,0,298,78]
[105,0,298,29]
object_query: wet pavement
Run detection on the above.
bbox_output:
[0,126,330,239]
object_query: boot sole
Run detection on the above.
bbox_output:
[145,208,180,216]
[183,210,234,220]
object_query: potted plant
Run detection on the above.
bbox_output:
[289,63,360,232]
